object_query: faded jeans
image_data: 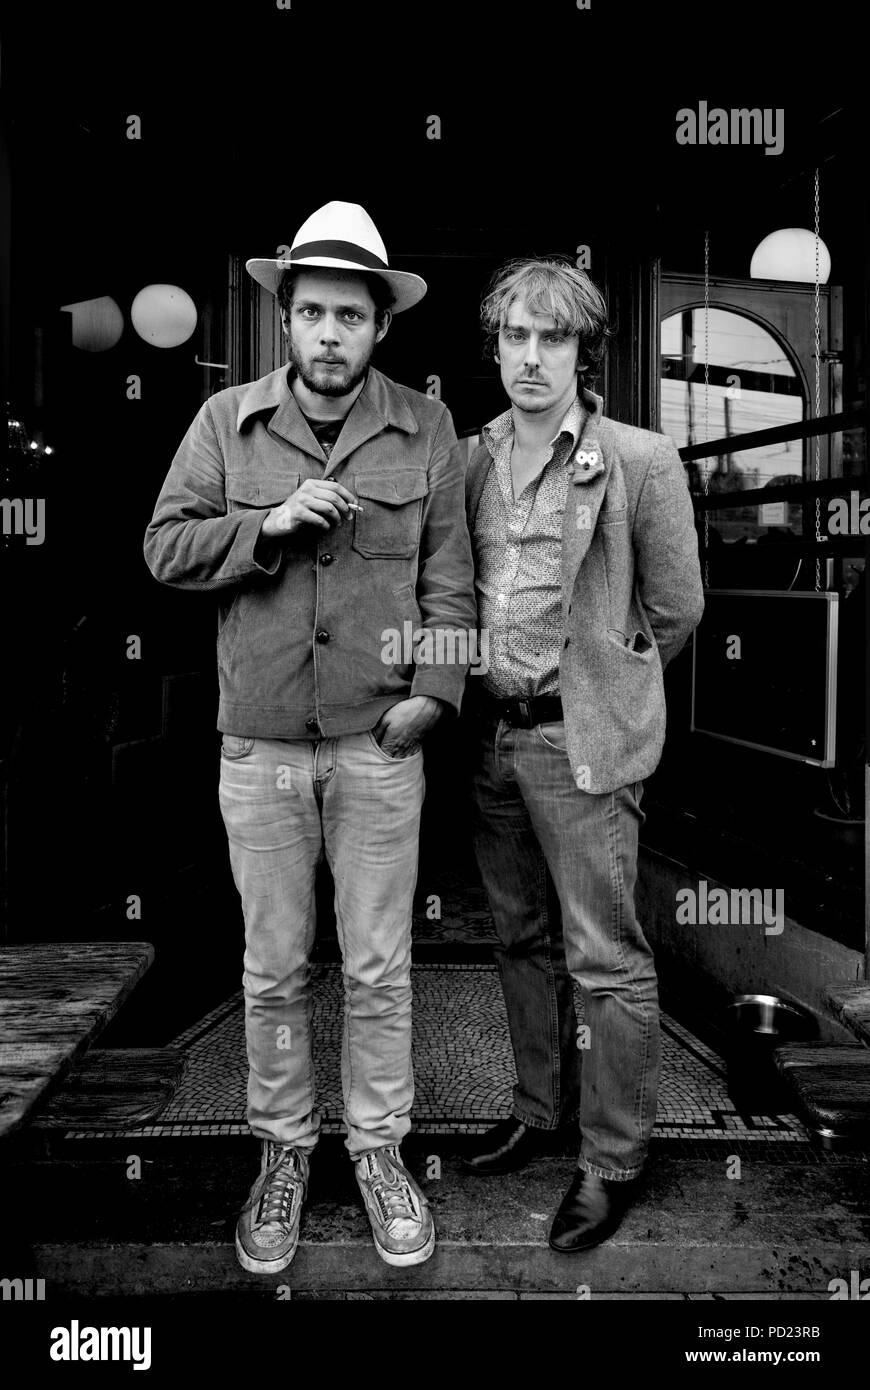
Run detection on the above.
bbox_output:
[471,716,659,1180]
[219,731,423,1157]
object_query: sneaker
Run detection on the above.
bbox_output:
[353,1144,435,1267]
[235,1140,309,1274]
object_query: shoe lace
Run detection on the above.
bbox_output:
[255,1144,304,1229]
[363,1148,418,1230]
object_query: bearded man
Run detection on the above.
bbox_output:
[145,201,476,1273]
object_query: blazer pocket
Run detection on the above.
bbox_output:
[597,503,628,526]
[606,628,655,662]
[225,471,301,511]
[352,470,429,558]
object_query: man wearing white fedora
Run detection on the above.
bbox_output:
[145,201,476,1272]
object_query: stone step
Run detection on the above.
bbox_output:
[7,1137,869,1298]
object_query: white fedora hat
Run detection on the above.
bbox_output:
[246,201,427,314]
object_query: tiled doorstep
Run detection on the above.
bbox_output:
[61,965,809,1143]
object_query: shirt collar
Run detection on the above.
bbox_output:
[236,364,420,435]
[482,391,600,460]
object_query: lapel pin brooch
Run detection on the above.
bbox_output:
[571,446,603,482]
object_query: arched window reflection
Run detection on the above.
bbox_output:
[661,307,805,493]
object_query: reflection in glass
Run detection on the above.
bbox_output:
[661,307,805,495]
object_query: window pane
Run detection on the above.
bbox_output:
[693,427,867,591]
[661,307,805,488]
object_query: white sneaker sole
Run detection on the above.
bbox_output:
[234,1227,299,1275]
[369,1222,436,1268]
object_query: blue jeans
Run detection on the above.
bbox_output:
[471,717,659,1180]
[218,731,424,1156]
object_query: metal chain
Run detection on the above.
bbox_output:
[814,169,822,592]
[703,229,710,588]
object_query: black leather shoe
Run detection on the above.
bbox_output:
[548,1170,638,1253]
[462,1117,550,1174]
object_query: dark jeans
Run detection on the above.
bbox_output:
[471,716,659,1180]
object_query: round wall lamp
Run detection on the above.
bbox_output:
[130,284,198,348]
[750,228,831,283]
[59,295,124,352]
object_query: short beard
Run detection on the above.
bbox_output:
[287,338,372,398]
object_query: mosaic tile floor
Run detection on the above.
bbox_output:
[65,963,809,1143]
[409,873,497,947]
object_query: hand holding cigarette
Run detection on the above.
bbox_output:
[261,478,362,536]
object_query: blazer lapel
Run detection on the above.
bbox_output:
[561,403,614,596]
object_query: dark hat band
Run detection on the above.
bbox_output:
[288,239,389,270]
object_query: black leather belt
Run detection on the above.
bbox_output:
[481,694,563,729]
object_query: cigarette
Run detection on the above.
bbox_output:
[346,502,364,512]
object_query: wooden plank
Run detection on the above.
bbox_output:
[0,942,154,1138]
[33,1048,185,1129]
[0,1044,71,1132]
[825,983,870,1046]
[775,1042,870,1134]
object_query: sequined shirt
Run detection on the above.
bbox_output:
[474,398,585,698]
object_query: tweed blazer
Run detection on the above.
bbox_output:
[465,390,704,793]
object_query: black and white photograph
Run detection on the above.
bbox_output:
[1,0,868,1365]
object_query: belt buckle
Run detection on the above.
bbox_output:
[501,698,531,728]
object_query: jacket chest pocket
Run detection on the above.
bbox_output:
[225,471,300,512]
[595,474,628,527]
[351,470,428,558]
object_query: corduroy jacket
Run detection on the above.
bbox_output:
[144,365,477,737]
[466,390,704,793]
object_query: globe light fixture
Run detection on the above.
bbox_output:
[130,284,198,348]
[750,229,831,283]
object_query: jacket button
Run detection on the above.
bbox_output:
[305,717,320,734]
[319,553,334,565]
[316,629,331,643]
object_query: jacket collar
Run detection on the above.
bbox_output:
[236,365,420,438]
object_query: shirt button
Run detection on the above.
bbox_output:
[305,717,320,734]
[316,629,331,643]
[319,553,334,565]
[564,637,570,649]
